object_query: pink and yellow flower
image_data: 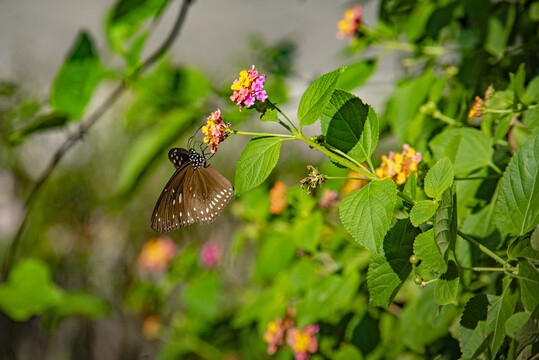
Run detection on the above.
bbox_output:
[337,5,362,39]
[137,237,177,272]
[287,325,319,360]
[269,181,287,215]
[230,65,267,110]
[263,318,287,355]
[201,109,231,153]
[375,144,422,185]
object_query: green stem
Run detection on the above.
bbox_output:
[322,142,373,174]
[326,176,371,181]
[488,162,503,175]
[432,110,460,126]
[457,230,507,267]
[397,191,415,207]
[421,278,438,287]
[267,99,299,133]
[485,109,513,114]
[231,130,295,138]
[299,134,376,181]
[461,266,516,272]
[455,175,501,181]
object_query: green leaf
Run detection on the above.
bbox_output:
[462,202,497,238]
[298,67,345,127]
[403,170,417,201]
[182,272,221,319]
[485,4,516,58]
[234,137,282,196]
[424,158,454,201]
[493,114,513,144]
[410,200,439,227]
[413,229,447,274]
[518,259,539,313]
[255,232,296,281]
[334,344,364,360]
[54,292,109,318]
[7,113,68,146]
[495,134,539,235]
[106,0,170,55]
[293,212,323,253]
[115,109,197,197]
[434,187,457,261]
[434,261,459,306]
[524,75,539,103]
[489,284,519,356]
[511,63,526,104]
[50,31,104,121]
[320,90,379,164]
[0,259,64,321]
[259,108,279,122]
[337,60,377,91]
[507,236,539,261]
[339,179,397,254]
[505,312,530,338]
[430,128,493,176]
[367,219,420,307]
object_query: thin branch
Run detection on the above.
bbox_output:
[3,0,194,277]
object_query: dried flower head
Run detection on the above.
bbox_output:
[300,166,325,195]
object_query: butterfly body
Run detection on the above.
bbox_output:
[151,148,233,233]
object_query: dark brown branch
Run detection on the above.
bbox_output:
[2,0,194,278]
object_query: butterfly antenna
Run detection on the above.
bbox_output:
[188,125,204,149]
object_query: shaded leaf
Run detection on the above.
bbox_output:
[434,187,457,261]
[518,259,539,313]
[434,260,459,306]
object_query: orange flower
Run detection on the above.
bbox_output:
[137,237,177,272]
[142,315,161,339]
[468,96,484,119]
[337,5,362,39]
[269,181,287,215]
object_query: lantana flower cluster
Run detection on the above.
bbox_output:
[468,85,494,119]
[230,65,268,110]
[201,109,231,153]
[375,144,422,185]
[199,241,221,269]
[137,237,177,272]
[263,308,319,360]
[337,5,362,39]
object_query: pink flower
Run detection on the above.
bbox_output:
[319,189,339,209]
[230,65,267,110]
[137,237,177,272]
[287,325,319,360]
[199,241,221,269]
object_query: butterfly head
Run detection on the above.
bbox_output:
[189,148,206,169]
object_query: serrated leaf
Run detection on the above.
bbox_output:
[459,294,490,358]
[367,219,420,307]
[410,200,439,226]
[434,260,459,306]
[339,179,397,254]
[488,282,518,356]
[298,67,345,127]
[0,259,64,321]
[507,236,539,261]
[320,90,378,164]
[434,187,457,261]
[424,158,454,201]
[462,202,497,238]
[414,229,447,274]
[430,128,493,176]
[495,134,539,235]
[518,259,539,312]
[493,114,512,143]
[50,31,104,121]
[234,137,282,196]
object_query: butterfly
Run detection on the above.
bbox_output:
[151,148,234,233]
